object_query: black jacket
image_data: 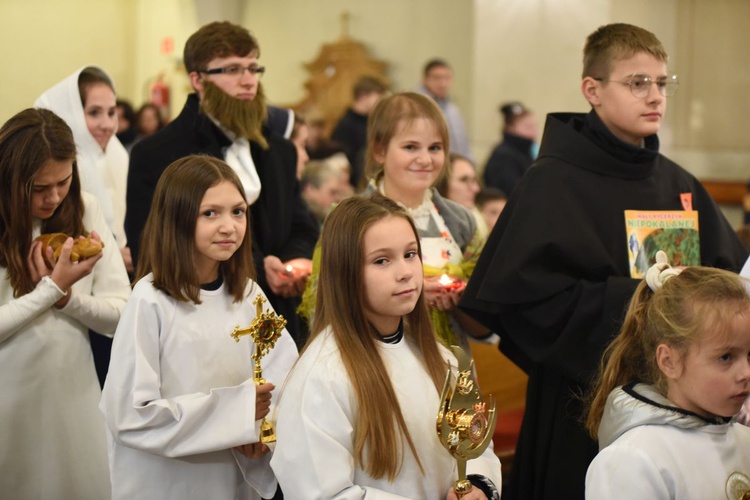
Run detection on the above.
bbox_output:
[482,132,534,196]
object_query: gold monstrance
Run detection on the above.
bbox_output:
[230,295,287,443]
[436,346,497,498]
[726,472,750,500]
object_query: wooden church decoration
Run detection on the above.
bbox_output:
[292,11,390,136]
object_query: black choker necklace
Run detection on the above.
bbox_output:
[376,319,404,344]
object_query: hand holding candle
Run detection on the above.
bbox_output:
[424,274,465,311]
[263,256,311,298]
[280,258,313,297]
[438,273,464,291]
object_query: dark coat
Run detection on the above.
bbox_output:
[461,112,748,500]
[331,108,368,188]
[482,132,534,196]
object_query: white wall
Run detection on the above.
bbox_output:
[244,0,474,109]
[0,0,135,122]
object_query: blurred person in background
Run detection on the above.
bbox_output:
[483,101,539,196]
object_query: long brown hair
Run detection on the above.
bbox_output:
[310,193,448,480]
[586,266,750,438]
[135,155,255,303]
[0,108,82,297]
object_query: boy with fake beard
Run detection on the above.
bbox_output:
[125,21,319,347]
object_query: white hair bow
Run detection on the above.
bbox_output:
[645,250,682,292]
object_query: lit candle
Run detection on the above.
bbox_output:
[438,273,463,291]
[285,265,294,273]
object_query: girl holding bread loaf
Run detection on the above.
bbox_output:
[0,108,130,499]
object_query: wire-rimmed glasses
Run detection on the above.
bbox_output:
[594,73,679,98]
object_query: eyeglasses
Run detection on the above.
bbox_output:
[200,65,266,78]
[594,73,679,98]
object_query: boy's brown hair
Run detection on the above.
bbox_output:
[582,23,668,79]
[353,76,388,100]
[183,21,260,74]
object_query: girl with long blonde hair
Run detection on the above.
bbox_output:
[585,254,750,498]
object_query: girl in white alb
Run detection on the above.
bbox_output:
[271,194,501,499]
[0,108,130,499]
[100,156,297,500]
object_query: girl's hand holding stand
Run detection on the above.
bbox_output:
[233,382,275,460]
[255,382,274,420]
[233,442,269,460]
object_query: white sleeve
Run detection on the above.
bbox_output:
[585,444,672,499]
[0,277,65,342]
[232,450,277,499]
[271,358,412,500]
[100,288,259,458]
[57,193,130,335]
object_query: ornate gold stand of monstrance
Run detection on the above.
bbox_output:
[230,295,287,444]
[436,346,497,498]
[726,472,750,500]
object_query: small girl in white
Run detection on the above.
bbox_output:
[585,252,750,499]
[100,155,297,500]
[271,194,501,499]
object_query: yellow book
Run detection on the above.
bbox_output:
[624,210,700,279]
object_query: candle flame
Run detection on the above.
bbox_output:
[439,274,453,286]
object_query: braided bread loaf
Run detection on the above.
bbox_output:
[35,233,104,263]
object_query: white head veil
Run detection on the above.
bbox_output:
[35,66,129,245]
